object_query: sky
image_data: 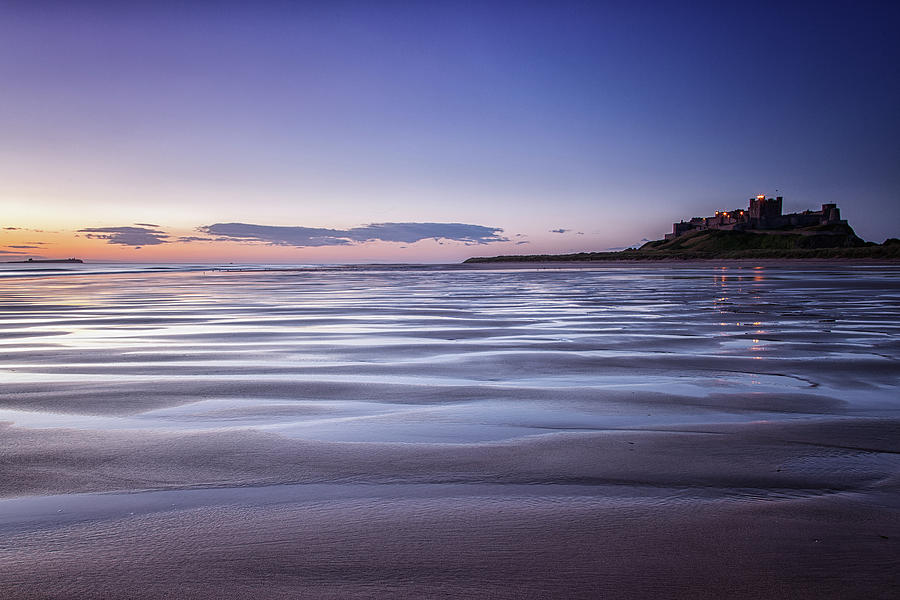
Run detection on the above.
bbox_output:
[1,0,898,263]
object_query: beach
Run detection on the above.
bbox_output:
[1,263,898,598]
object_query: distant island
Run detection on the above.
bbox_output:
[6,258,84,264]
[466,195,900,262]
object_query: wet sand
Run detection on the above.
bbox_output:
[0,264,898,598]
[2,481,897,599]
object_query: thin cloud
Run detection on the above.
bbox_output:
[199,224,351,247]
[349,223,507,244]
[199,222,508,247]
[78,226,170,246]
[177,236,216,243]
[550,228,570,234]
[134,222,161,228]
[6,245,42,249]
[0,249,27,254]
[515,241,530,245]
[4,227,48,233]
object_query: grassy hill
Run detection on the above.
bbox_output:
[465,226,900,262]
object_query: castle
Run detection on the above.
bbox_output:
[665,195,845,240]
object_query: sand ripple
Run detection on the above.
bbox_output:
[1,264,898,598]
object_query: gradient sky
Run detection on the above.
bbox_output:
[2,1,898,262]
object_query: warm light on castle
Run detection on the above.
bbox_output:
[665,195,846,240]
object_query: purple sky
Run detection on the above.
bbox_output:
[1,1,898,261]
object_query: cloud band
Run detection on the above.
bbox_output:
[197,222,508,247]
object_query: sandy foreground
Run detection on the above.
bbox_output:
[0,264,898,598]
[2,418,898,599]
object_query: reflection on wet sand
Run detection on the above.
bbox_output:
[0,264,898,598]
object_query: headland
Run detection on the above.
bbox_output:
[466,195,900,263]
[5,257,84,264]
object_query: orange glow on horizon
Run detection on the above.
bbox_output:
[1,227,500,264]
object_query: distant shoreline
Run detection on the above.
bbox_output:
[465,242,900,264]
[462,255,900,265]
[5,258,83,264]
[457,258,900,269]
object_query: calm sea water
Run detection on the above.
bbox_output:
[1,262,897,442]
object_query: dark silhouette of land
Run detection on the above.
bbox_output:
[467,196,899,263]
[6,258,83,264]
[468,230,900,263]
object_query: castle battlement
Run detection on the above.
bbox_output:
[665,195,845,240]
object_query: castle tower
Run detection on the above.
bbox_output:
[821,203,841,223]
[748,194,782,227]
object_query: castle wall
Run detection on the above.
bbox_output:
[666,198,845,239]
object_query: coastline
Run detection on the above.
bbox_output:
[465,230,900,264]
[457,257,900,269]
[463,249,900,264]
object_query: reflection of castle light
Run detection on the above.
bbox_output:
[665,195,846,240]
